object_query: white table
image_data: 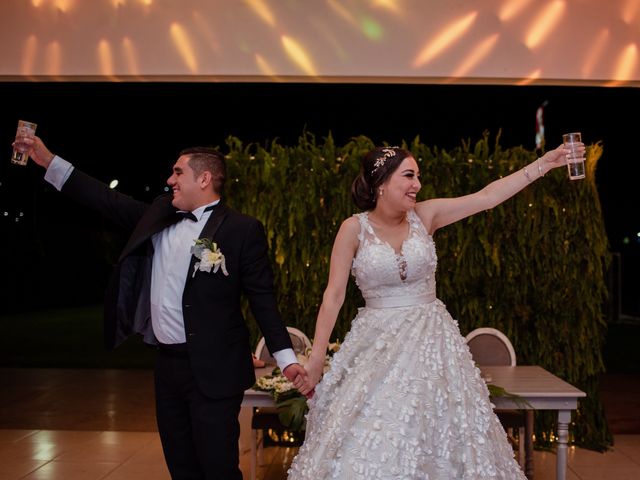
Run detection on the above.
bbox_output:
[243,365,586,480]
[479,365,586,480]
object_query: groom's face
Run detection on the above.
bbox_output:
[167,155,204,211]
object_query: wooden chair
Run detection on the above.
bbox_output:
[250,327,312,480]
[465,327,534,477]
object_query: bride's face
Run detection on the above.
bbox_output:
[381,156,421,209]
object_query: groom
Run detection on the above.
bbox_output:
[20,134,306,480]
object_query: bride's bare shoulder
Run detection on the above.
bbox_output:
[341,214,362,233]
[414,201,436,233]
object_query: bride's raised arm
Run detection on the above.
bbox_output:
[415,143,581,235]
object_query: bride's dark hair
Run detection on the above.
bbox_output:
[351,146,412,210]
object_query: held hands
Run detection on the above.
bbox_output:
[298,355,325,399]
[283,363,309,395]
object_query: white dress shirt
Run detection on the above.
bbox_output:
[150,202,217,343]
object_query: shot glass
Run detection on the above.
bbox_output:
[11,120,37,166]
[562,132,585,180]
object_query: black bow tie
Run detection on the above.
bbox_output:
[177,204,215,222]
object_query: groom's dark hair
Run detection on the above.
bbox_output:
[181,146,227,195]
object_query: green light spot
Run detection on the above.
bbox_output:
[361,17,383,41]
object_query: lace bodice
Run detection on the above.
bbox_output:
[351,209,437,300]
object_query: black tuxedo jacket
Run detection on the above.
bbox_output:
[61,168,292,399]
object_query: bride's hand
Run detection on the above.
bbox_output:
[540,143,585,172]
[298,356,324,397]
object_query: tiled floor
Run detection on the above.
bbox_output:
[1,368,639,480]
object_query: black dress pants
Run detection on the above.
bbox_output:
[155,347,243,480]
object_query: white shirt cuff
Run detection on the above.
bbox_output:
[272,348,299,372]
[44,155,74,191]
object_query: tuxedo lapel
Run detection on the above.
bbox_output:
[199,204,228,240]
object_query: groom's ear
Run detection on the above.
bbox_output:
[199,170,213,189]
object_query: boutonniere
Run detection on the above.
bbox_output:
[190,238,229,277]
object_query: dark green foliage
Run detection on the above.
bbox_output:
[225,131,611,451]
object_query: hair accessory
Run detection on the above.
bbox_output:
[371,147,398,175]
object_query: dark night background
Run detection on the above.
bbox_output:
[0,82,638,319]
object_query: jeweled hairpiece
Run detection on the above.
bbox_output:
[371,147,398,175]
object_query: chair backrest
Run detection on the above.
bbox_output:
[465,327,517,366]
[255,327,312,364]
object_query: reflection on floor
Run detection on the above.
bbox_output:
[1,429,640,480]
[1,368,639,480]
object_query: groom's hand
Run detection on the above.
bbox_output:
[17,135,55,169]
[283,363,307,391]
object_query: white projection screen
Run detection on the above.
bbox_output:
[0,0,639,86]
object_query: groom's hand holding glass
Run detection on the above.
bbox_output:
[12,133,54,168]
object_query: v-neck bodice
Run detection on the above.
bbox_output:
[351,209,437,300]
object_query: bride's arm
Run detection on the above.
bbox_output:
[415,144,580,234]
[298,217,360,396]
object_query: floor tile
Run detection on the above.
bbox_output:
[20,460,120,480]
[0,460,50,479]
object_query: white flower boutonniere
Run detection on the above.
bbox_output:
[190,238,229,277]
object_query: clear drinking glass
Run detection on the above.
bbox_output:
[562,132,585,180]
[11,120,37,166]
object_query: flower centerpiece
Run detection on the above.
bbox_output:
[253,368,308,431]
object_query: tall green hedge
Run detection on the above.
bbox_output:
[224,131,612,452]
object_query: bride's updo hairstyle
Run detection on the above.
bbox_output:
[351,146,412,210]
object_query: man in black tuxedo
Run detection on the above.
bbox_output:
[23,135,306,480]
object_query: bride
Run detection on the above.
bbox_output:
[288,144,580,479]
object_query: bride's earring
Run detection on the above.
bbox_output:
[378,188,383,197]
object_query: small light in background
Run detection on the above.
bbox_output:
[144,186,150,192]
[109,179,119,189]
[622,237,630,245]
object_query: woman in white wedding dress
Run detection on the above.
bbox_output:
[288,143,582,479]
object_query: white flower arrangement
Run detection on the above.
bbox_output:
[254,371,298,396]
[190,238,228,277]
[253,367,308,431]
